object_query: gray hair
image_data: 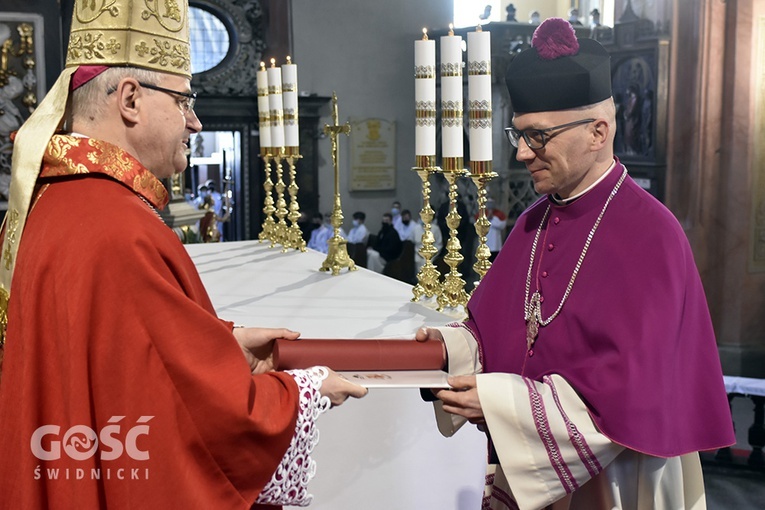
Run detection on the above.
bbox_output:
[71,67,163,125]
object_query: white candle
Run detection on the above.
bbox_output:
[256,62,272,151]
[267,58,285,149]
[468,26,492,170]
[282,56,300,150]
[440,24,463,166]
[415,28,436,163]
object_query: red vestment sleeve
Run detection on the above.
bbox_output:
[0,177,299,509]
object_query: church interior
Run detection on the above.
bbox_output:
[1,0,764,507]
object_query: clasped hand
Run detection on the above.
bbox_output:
[233,327,367,406]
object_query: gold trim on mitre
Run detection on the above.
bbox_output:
[67,0,191,78]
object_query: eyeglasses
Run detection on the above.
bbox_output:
[137,82,197,113]
[504,118,596,149]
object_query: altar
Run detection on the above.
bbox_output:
[185,240,486,510]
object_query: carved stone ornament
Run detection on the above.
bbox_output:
[190,0,266,96]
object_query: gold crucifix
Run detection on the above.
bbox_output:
[319,92,356,275]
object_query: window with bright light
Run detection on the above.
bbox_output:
[453,0,501,28]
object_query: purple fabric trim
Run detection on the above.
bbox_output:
[491,485,519,510]
[458,320,486,371]
[544,375,603,478]
[524,377,578,493]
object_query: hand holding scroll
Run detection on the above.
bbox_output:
[234,327,300,374]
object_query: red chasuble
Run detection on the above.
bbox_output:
[0,135,299,509]
[465,160,734,457]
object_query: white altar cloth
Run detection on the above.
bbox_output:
[186,240,486,510]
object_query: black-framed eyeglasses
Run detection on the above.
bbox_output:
[106,81,197,113]
[137,82,197,113]
[504,118,596,149]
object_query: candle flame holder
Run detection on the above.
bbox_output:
[437,160,469,311]
[283,148,306,252]
[272,148,290,248]
[469,163,497,291]
[411,160,442,302]
[258,150,277,244]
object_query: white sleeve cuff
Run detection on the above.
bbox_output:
[254,366,331,507]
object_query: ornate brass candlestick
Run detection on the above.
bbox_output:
[470,163,498,290]
[258,149,277,244]
[437,160,470,311]
[272,148,290,247]
[319,92,356,275]
[411,158,442,302]
[283,148,306,252]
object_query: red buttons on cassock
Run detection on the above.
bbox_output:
[542,271,548,278]
[547,243,554,251]
[553,217,560,225]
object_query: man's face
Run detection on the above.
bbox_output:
[512,110,596,198]
[138,74,202,179]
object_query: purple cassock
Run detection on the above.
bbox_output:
[465,159,735,457]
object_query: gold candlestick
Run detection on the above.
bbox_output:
[319,92,356,275]
[412,158,442,302]
[283,148,306,251]
[258,150,277,244]
[273,148,289,247]
[437,160,469,311]
[470,163,498,291]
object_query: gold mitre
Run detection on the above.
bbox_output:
[67,0,191,77]
[0,0,192,346]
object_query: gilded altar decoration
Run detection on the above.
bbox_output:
[412,28,441,302]
[256,57,305,251]
[411,24,497,307]
[319,92,355,275]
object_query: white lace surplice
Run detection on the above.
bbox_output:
[254,366,331,507]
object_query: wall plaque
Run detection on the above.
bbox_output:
[349,118,395,191]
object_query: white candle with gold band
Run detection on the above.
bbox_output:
[256,62,272,151]
[281,56,299,152]
[415,28,436,167]
[467,26,492,173]
[267,58,285,149]
[440,24,463,170]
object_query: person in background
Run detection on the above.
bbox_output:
[395,209,418,243]
[390,200,403,232]
[484,198,507,262]
[307,211,329,253]
[346,211,369,245]
[416,18,733,509]
[0,1,366,507]
[367,212,403,274]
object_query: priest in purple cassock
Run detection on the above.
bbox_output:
[417,18,734,510]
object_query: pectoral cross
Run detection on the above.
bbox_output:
[526,291,542,352]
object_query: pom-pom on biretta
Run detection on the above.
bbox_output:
[504,17,612,112]
[531,17,579,60]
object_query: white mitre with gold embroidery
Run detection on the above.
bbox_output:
[0,0,192,344]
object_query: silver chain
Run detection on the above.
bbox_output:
[524,169,628,326]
